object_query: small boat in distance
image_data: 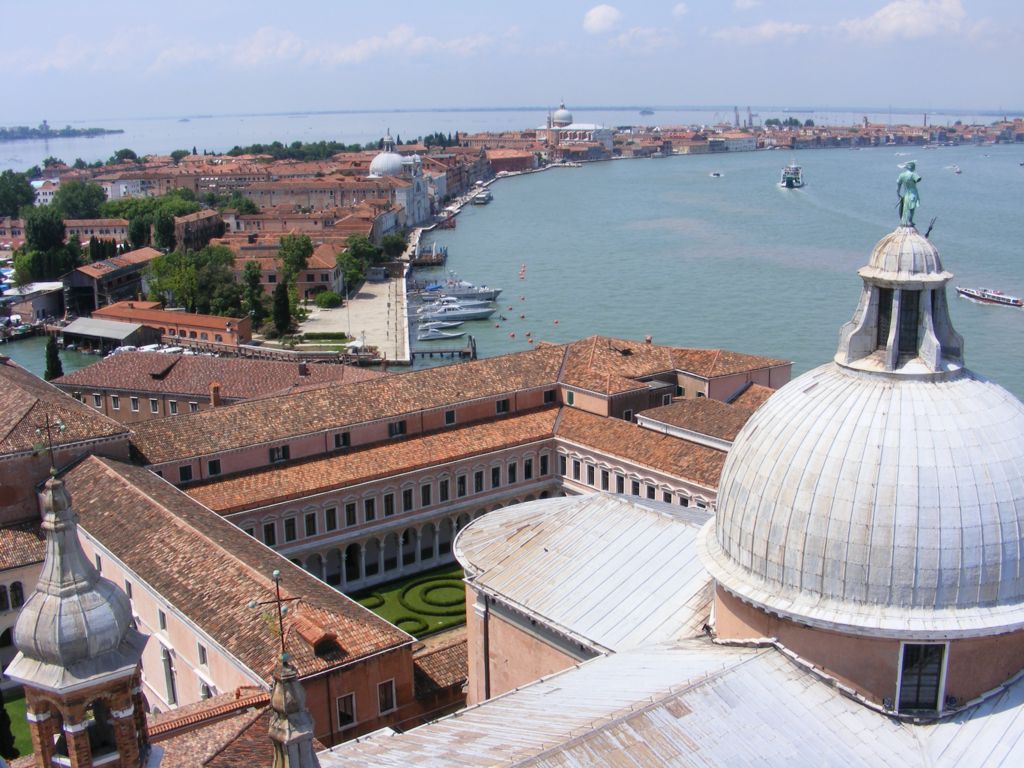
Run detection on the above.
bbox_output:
[709,171,722,178]
[954,165,962,175]
[779,163,804,188]
[639,108,655,116]
[956,287,1023,308]
[471,189,493,205]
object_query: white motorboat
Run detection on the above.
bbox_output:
[956,286,1023,308]
[421,273,502,302]
[416,296,492,314]
[417,328,467,341]
[419,303,496,322]
[471,188,493,205]
[417,320,464,330]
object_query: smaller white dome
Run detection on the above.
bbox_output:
[859,225,951,285]
[552,103,573,127]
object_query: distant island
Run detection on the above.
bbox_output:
[0,120,124,143]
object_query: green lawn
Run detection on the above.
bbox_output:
[351,563,467,639]
[2,688,32,760]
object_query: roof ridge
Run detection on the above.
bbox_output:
[147,692,269,738]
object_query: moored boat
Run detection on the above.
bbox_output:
[416,296,492,314]
[779,163,804,188]
[417,320,463,330]
[417,327,467,341]
[956,286,1023,308]
[419,303,495,322]
[422,274,502,302]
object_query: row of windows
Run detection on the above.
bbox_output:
[0,581,25,612]
[560,454,706,508]
[162,328,228,342]
[248,454,551,547]
[336,679,395,729]
[86,393,199,416]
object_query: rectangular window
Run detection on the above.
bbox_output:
[646,485,656,500]
[268,274,277,283]
[623,409,633,422]
[337,693,356,728]
[179,465,193,483]
[566,391,575,406]
[150,398,159,414]
[364,498,376,521]
[378,680,396,714]
[345,503,357,527]
[507,461,517,485]
[445,409,456,426]
[524,458,533,480]
[877,287,894,349]
[325,507,338,531]
[263,523,277,546]
[439,478,450,502]
[402,488,413,512]
[677,385,685,397]
[474,471,484,494]
[899,644,945,712]
[93,393,102,408]
[898,290,921,356]
[559,455,567,476]
[198,644,208,666]
[680,496,689,507]
[544,389,555,404]
[491,466,500,488]
[601,470,609,490]
[384,493,395,517]
[284,517,297,542]
[496,398,510,414]
[95,554,102,571]
[189,401,198,413]
[305,512,317,537]
[631,480,640,496]
[616,475,625,494]
[269,445,290,463]
[111,395,120,410]
[162,646,177,706]
[572,460,581,481]
[540,454,549,476]
[457,475,467,498]
[207,459,221,477]
[125,580,133,600]
[662,394,672,406]
[169,400,178,415]
[663,491,672,503]
[388,420,407,438]
[586,465,595,485]
[334,432,350,449]
[421,484,432,507]
[158,610,167,631]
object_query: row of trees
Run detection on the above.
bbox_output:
[765,117,815,128]
[101,188,201,250]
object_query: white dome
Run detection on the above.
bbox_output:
[700,362,1024,637]
[369,151,404,177]
[859,225,951,285]
[552,104,573,127]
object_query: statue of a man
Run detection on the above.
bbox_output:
[897,161,922,226]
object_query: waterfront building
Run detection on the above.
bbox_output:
[367,133,431,225]
[1,282,63,323]
[63,246,161,315]
[319,221,1024,766]
[538,103,614,159]
[53,351,381,424]
[91,300,252,346]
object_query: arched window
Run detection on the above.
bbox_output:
[0,585,8,612]
[11,581,24,608]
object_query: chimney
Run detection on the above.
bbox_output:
[210,381,222,407]
[644,335,653,344]
[298,362,309,377]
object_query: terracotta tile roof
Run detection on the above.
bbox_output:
[413,638,468,698]
[0,520,44,571]
[74,247,161,279]
[63,456,412,681]
[173,209,220,224]
[637,398,755,442]
[54,352,380,401]
[729,382,775,410]
[556,407,725,490]
[63,218,128,228]
[187,409,559,515]
[131,346,565,464]
[92,301,246,332]
[151,704,276,768]
[0,356,128,455]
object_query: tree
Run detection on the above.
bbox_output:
[0,685,18,760]
[52,180,107,219]
[72,157,88,169]
[380,233,407,259]
[152,211,176,250]
[24,204,65,253]
[44,334,64,380]
[804,119,815,128]
[345,234,382,265]
[278,234,313,281]
[109,148,139,164]
[170,149,189,164]
[128,217,150,248]
[242,260,267,325]
[335,249,364,295]
[42,155,63,168]
[0,169,35,217]
[272,280,291,335]
[315,290,342,308]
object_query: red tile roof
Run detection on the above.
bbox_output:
[0,520,44,571]
[92,301,246,332]
[63,456,412,681]
[729,382,775,410]
[187,409,558,515]
[638,398,755,442]
[74,247,161,279]
[413,638,468,698]
[54,352,381,401]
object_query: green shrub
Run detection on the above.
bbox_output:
[315,290,342,309]
[394,616,430,635]
[359,593,385,609]
[301,331,351,341]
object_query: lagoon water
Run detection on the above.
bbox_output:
[421,143,1024,398]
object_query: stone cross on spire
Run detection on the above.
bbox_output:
[32,413,66,475]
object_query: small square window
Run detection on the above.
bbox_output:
[305,512,317,537]
[646,485,656,500]
[680,496,689,507]
[623,409,633,422]
[169,400,178,415]
[130,396,139,412]
[93,393,102,408]
[179,465,193,483]
[111,395,120,410]
[544,389,555,404]
[377,680,396,714]
[388,420,407,438]
[208,459,221,476]
[495,398,510,415]
[150,398,159,414]
[677,385,685,397]
[663,491,673,503]
[335,432,350,449]
[189,401,198,413]
[444,409,456,426]
[269,445,290,463]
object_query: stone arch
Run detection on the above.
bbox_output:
[364,538,381,577]
[344,543,361,583]
[304,553,323,579]
[324,549,342,585]
[437,519,454,555]
[401,528,418,566]
[383,533,400,572]
[456,512,472,531]
[420,523,437,561]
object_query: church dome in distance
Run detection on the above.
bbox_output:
[369,131,404,177]
[552,103,573,127]
[700,223,1024,639]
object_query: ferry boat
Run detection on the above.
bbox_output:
[471,188,493,205]
[778,163,804,188]
[956,287,1023,308]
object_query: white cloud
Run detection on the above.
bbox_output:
[839,0,966,41]
[734,0,761,9]
[713,20,812,44]
[583,5,623,34]
[672,3,689,18]
[614,27,677,50]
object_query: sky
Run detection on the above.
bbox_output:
[3,0,1022,122]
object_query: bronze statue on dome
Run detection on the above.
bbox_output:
[897,161,922,226]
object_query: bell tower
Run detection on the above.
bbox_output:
[4,474,148,767]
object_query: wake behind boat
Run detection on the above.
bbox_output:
[956,286,1023,308]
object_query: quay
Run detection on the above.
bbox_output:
[410,336,477,362]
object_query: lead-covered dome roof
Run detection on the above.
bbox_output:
[552,103,573,127]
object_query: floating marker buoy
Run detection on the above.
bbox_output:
[519,314,525,320]
[495,323,501,328]
[528,339,534,344]
[520,296,525,301]
[554,320,559,325]
[507,306,514,311]
[509,332,515,338]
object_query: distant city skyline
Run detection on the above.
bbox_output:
[3,0,1022,123]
